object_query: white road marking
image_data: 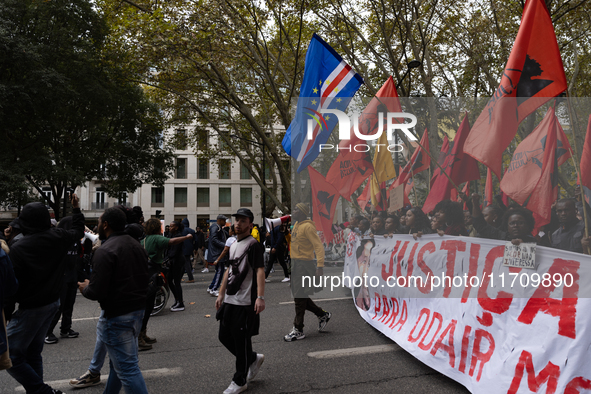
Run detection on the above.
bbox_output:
[307,345,399,359]
[279,296,351,305]
[71,316,100,322]
[15,367,183,391]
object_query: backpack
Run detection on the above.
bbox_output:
[225,237,258,296]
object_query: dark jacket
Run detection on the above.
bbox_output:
[181,218,196,255]
[195,231,205,249]
[8,205,84,310]
[270,226,286,249]
[1,249,18,354]
[82,233,148,318]
[207,223,227,261]
[472,215,538,243]
[551,220,585,254]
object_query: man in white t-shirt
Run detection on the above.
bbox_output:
[215,208,265,394]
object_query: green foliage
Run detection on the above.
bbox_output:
[0,0,175,218]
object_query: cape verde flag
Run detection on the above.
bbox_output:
[281,33,363,172]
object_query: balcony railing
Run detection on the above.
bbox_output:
[91,202,109,210]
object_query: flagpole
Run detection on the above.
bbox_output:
[407,131,461,194]
[411,171,419,206]
[564,94,590,253]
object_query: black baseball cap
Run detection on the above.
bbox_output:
[217,214,228,220]
[232,208,254,220]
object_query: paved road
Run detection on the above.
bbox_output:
[0,266,470,393]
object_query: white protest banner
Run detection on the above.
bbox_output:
[342,234,591,394]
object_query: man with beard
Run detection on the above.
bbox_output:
[78,207,149,393]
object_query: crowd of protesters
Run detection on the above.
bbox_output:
[337,190,591,255]
[1,187,590,394]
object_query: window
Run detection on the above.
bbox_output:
[174,187,187,207]
[197,128,208,151]
[151,187,164,207]
[264,162,271,180]
[41,187,52,203]
[175,158,187,179]
[219,159,231,179]
[93,187,107,210]
[240,188,252,207]
[117,192,129,206]
[219,137,230,152]
[198,160,209,179]
[240,163,251,179]
[175,129,187,150]
[219,187,231,207]
[197,187,210,207]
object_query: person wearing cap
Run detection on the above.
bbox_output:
[284,203,331,342]
[215,208,265,394]
[6,195,85,394]
[206,215,228,294]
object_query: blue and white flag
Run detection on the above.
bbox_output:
[281,33,363,172]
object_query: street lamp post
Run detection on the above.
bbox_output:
[394,60,422,173]
[229,134,266,226]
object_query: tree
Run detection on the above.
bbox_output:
[0,0,175,219]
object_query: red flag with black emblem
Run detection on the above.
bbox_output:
[581,115,591,205]
[388,128,430,196]
[500,107,571,204]
[326,77,401,201]
[464,0,567,179]
[422,115,481,213]
[309,166,340,244]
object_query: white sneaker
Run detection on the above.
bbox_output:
[207,288,213,294]
[212,290,219,297]
[265,279,271,283]
[247,354,264,382]
[281,277,290,283]
[223,381,247,394]
[284,327,305,341]
[201,267,209,273]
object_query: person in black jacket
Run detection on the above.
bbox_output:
[167,220,187,311]
[181,218,196,282]
[6,195,84,394]
[78,207,148,394]
[207,215,228,295]
[471,194,539,244]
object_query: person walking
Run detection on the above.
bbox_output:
[6,195,85,394]
[78,207,149,393]
[284,203,331,342]
[215,208,265,394]
[167,220,187,312]
[207,215,228,295]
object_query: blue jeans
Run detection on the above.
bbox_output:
[88,332,107,376]
[6,300,59,394]
[96,309,148,394]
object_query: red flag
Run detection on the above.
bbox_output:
[309,167,340,244]
[463,0,567,179]
[461,181,471,210]
[484,169,494,208]
[500,107,571,204]
[403,178,414,207]
[526,118,561,229]
[395,128,430,186]
[422,115,481,213]
[581,115,591,205]
[326,77,402,201]
[357,179,372,212]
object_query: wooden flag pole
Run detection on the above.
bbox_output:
[564,94,590,253]
[411,171,419,206]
